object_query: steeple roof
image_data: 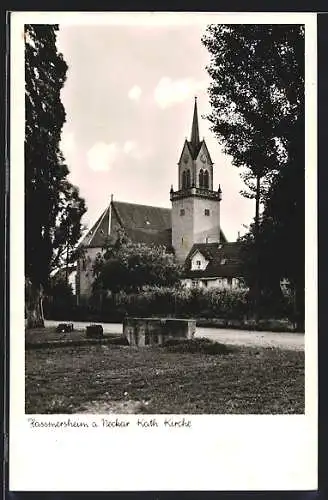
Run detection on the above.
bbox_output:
[178,97,212,162]
[190,97,200,150]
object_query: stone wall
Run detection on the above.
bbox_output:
[123,317,196,346]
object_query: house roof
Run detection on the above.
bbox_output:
[79,200,172,249]
[184,242,243,279]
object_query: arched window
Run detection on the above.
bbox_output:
[182,170,187,189]
[186,169,191,188]
[199,169,204,188]
[204,170,209,189]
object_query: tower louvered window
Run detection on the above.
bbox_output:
[182,170,187,189]
[199,169,204,187]
[182,169,191,189]
[186,169,191,188]
[204,170,209,189]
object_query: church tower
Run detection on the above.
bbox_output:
[170,98,223,262]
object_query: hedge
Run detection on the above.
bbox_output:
[44,285,294,323]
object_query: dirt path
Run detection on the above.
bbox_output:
[44,320,304,351]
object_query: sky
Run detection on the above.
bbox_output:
[56,17,255,241]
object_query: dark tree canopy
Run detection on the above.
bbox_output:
[25,25,86,326]
[202,24,304,199]
[93,234,182,296]
[25,24,86,290]
[202,24,305,327]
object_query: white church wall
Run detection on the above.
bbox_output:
[78,247,103,299]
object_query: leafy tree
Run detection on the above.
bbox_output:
[92,235,182,300]
[25,25,86,328]
[202,24,304,325]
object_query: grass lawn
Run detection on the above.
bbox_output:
[25,329,304,414]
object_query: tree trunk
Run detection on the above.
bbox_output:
[253,173,261,323]
[25,280,45,329]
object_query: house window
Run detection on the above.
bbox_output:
[192,280,198,288]
[196,260,201,268]
[204,209,210,216]
[180,208,185,216]
[82,259,86,271]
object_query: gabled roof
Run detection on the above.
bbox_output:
[79,200,172,250]
[178,139,213,164]
[78,206,111,249]
[184,242,243,278]
[113,201,171,232]
[198,139,214,165]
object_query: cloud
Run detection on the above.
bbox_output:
[123,140,137,155]
[128,85,142,101]
[87,142,119,172]
[123,140,151,160]
[154,77,207,109]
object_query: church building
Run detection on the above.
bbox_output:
[76,98,244,302]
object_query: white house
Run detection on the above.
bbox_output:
[182,242,246,290]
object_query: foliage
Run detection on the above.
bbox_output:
[162,338,233,355]
[92,236,182,295]
[25,24,86,305]
[202,24,304,327]
[111,286,291,320]
[45,284,294,324]
[202,24,304,198]
[45,276,75,310]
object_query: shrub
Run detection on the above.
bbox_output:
[45,285,294,325]
[112,286,250,320]
[162,337,233,355]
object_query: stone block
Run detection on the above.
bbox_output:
[86,324,104,338]
[56,322,74,333]
[123,317,196,346]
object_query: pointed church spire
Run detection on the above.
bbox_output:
[190,97,200,149]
